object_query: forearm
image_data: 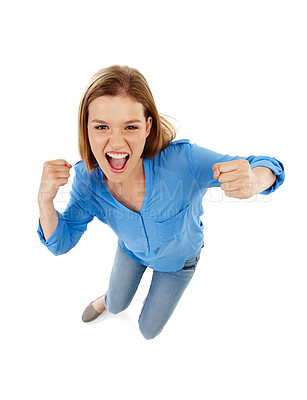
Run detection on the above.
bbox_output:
[38,200,59,241]
[252,167,276,194]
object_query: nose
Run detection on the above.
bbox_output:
[109,129,125,149]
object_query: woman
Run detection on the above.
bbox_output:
[37,65,285,340]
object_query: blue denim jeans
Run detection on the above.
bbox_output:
[104,244,201,340]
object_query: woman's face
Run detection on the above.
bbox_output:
[87,95,152,183]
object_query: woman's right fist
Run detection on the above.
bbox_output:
[38,159,72,204]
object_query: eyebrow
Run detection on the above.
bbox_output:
[90,119,143,124]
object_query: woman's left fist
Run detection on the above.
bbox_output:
[212,159,259,199]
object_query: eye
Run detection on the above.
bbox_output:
[95,125,108,130]
[126,125,138,131]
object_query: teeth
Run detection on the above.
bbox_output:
[106,153,129,159]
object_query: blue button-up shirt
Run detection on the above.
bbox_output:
[37,140,285,271]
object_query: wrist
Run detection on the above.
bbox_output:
[37,187,55,206]
[38,197,53,207]
[38,199,56,217]
[252,167,276,194]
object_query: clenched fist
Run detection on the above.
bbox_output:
[38,159,72,204]
[212,159,261,199]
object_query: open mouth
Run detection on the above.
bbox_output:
[105,152,130,174]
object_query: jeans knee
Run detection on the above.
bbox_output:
[105,297,129,315]
[138,320,161,340]
[107,303,128,315]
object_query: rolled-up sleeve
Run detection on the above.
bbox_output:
[247,156,285,194]
[188,143,285,194]
[37,163,95,255]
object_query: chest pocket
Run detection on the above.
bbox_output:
[155,204,189,243]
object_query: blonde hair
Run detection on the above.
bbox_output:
[78,65,177,171]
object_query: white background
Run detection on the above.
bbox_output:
[1,0,306,399]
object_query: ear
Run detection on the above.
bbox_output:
[146,116,152,138]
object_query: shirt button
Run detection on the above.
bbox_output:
[140,226,143,229]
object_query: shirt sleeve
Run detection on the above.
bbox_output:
[188,143,285,194]
[37,163,95,255]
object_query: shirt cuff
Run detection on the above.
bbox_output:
[250,158,285,195]
[37,211,65,254]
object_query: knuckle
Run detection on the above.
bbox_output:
[238,159,249,169]
[44,161,53,170]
